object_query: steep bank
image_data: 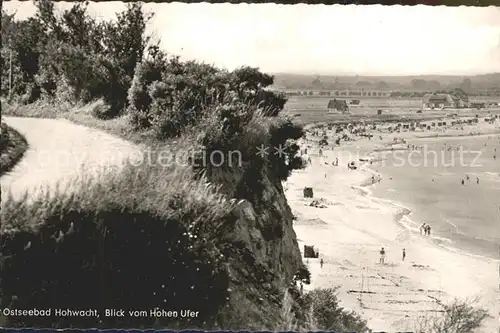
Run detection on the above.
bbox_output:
[216,167,302,329]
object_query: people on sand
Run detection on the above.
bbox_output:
[461,179,464,186]
[379,247,386,264]
[477,177,480,185]
[320,258,324,268]
[420,223,426,235]
[402,248,406,261]
[420,223,432,236]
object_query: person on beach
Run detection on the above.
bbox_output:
[420,223,426,235]
[426,225,431,236]
[402,248,406,261]
[379,247,386,264]
[461,179,464,186]
[320,258,324,268]
[477,177,480,185]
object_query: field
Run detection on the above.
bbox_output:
[283,96,500,125]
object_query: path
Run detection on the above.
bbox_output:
[1,116,142,202]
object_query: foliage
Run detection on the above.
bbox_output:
[304,288,371,333]
[0,121,29,176]
[414,298,491,333]
[1,1,151,115]
[0,2,309,330]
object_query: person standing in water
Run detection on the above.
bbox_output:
[379,247,386,264]
[402,248,406,261]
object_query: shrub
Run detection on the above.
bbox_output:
[304,288,371,333]
[0,121,28,176]
[0,162,239,329]
[414,297,491,333]
[89,99,113,120]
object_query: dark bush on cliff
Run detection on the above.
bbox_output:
[126,53,288,139]
[0,121,29,176]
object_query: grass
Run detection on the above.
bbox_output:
[0,120,28,176]
[0,99,306,329]
[1,156,238,329]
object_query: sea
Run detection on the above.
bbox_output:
[368,135,500,260]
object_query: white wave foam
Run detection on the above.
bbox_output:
[352,164,500,262]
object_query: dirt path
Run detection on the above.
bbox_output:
[1,116,143,202]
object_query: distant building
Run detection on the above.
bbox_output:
[422,92,468,110]
[327,99,349,113]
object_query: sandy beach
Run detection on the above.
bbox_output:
[287,116,500,332]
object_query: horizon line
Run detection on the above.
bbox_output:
[270,71,500,77]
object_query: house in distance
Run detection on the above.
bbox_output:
[327,99,349,113]
[422,90,469,110]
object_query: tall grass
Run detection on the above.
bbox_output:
[1,159,240,329]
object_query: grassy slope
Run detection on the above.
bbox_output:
[0,100,305,330]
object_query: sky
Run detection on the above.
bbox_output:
[4,1,500,76]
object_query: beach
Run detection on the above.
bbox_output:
[287,116,500,332]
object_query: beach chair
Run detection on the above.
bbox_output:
[304,245,316,258]
[303,187,314,198]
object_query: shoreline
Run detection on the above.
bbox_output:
[360,164,499,263]
[288,120,499,331]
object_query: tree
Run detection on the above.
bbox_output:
[305,288,370,333]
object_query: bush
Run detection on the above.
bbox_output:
[304,288,371,333]
[0,162,239,329]
[1,2,152,113]
[0,121,28,176]
[414,298,491,333]
[88,99,113,120]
